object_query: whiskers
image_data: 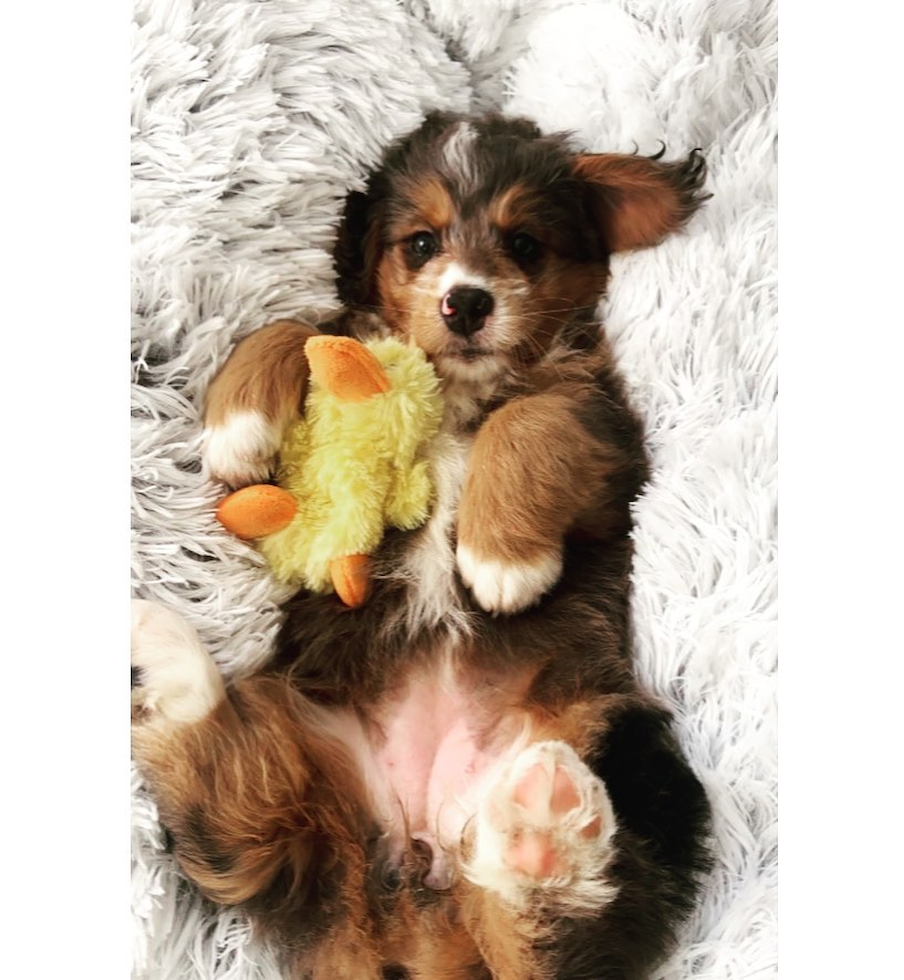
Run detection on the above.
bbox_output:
[343,268,602,395]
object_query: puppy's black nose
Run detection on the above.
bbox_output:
[440,287,494,337]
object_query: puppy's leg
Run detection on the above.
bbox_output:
[131,599,225,724]
[457,382,645,614]
[454,740,618,980]
[131,600,370,924]
[461,712,711,980]
[204,319,319,486]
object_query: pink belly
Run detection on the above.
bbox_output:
[361,662,530,877]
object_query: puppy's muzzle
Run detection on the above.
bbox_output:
[441,286,494,337]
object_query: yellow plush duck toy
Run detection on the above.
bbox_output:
[216,335,443,608]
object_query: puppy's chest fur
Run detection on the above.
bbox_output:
[392,428,473,636]
[380,363,505,637]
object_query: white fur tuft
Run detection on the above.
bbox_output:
[442,121,478,192]
[203,411,282,487]
[457,544,563,614]
[395,431,474,637]
[131,600,225,726]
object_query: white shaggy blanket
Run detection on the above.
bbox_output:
[131,0,777,976]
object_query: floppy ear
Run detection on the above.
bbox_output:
[333,184,385,308]
[574,149,708,253]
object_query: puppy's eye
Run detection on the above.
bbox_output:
[406,231,439,265]
[509,232,543,264]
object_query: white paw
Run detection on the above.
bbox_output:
[131,600,225,726]
[203,410,282,487]
[456,544,562,614]
[465,741,617,914]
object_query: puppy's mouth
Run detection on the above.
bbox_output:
[433,342,507,382]
[434,342,505,380]
[439,328,499,363]
[448,344,494,362]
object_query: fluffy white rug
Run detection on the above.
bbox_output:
[131,0,777,976]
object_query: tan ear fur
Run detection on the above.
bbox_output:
[573,149,708,252]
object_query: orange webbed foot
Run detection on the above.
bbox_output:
[216,485,297,539]
[329,554,372,608]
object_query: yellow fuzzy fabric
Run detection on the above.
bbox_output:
[259,338,443,591]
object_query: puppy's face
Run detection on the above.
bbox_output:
[375,132,609,385]
[336,114,706,384]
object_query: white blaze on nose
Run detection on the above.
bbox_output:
[438,262,492,301]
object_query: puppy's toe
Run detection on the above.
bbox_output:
[131,600,224,726]
[203,410,282,487]
[457,544,562,614]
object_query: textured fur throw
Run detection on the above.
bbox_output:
[131,0,777,976]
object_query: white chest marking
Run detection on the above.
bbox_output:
[399,429,474,637]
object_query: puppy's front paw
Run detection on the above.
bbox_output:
[456,543,562,615]
[466,741,617,914]
[131,600,224,726]
[204,410,282,487]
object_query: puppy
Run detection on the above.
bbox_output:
[132,113,712,979]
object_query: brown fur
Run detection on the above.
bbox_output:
[204,319,319,429]
[463,882,575,980]
[138,113,713,979]
[458,379,626,566]
[389,177,456,240]
[133,678,372,915]
[573,150,708,252]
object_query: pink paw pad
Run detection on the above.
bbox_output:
[506,757,603,878]
[467,740,618,911]
[513,761,582,816]
[506,830,565,878]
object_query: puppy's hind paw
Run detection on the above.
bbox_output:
[466,741,618,914]
[456,544,562,615]
[131,600,225,727]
